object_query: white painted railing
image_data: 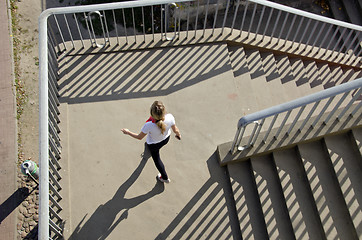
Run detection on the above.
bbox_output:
[38,0,362,238]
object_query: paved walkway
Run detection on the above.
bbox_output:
[0,0,17,239]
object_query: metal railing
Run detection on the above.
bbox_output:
[38,0,362,239]
[42,0,362,62]
[230,78,362,153]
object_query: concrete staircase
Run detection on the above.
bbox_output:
[226,128,362,239]
[227,45,362,95]
[220,44,362,239]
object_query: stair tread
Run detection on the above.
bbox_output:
[227,45,249,77]
[274,54,294,86]
[288,57,316,97]
[244,48,265,79]
[324,65,344,88]
[227,161,268,240]
[303,60,323,89]
[316,62,335,90]
[324,133,362,238]
[251,155,295,239]
[259,51,280,82]
[273,148,325,240]
[298,141,357,240]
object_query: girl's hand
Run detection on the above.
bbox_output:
[175,134,181,140]
[121,128,129,135]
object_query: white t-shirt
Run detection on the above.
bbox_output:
[141,113,175,144]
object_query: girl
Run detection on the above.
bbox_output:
[121,101,181,183]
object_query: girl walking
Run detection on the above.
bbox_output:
[121,101,181,183]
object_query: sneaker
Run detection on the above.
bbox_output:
[157,173,171,183]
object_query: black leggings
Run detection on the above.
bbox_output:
[147,136,170,180]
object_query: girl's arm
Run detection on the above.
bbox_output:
[121,128,146,140]
[171,125,181,140]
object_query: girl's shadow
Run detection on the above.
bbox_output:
[69,143,164,240]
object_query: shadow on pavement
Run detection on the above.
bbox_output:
[156,153,242,239]
[68,144,165,240]
[0,187,31,224]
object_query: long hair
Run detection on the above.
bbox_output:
[150,101,167,134]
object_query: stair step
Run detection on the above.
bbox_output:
[227,46,260,115]
[324,133,362,238]
[251,155,295,239]
[244,48,265,79]
[288,57,316,99]
[289,58,309,87]
[227,161,268,240]
[260,51,280,82]
[351,127,362,156]
[340,67,359,84]
[316,62,334,90]
[298,141,357,239]
[273,148,325,240]
[274,54,294,85]
[324,65,344,88]
[227,45,249,77]
[303,60,323,89]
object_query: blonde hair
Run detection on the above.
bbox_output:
[150,101,167,134]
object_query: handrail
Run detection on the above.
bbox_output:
[231,78,362,153]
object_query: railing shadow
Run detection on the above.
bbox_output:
[68,144,165,240]
[156,153,242,239]
[0,187,31,224]
[58,43,231,104]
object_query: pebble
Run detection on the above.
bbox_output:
[28,208,36,214]
[22,201,29,207]
[17,175,40,239]
[29,220,37,226]
[21,231,27,238]
[17,223,22,230]
[19,206,27,214]
[23,222,29,228]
